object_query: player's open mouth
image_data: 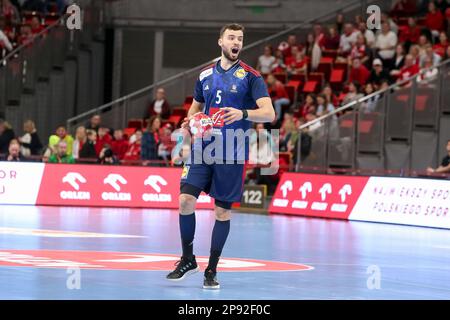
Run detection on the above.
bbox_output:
[231,48,239,54]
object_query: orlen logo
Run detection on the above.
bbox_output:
[61,172,90,200]
[102,174,131,201]
[142,175,171,202]
[272,180,292,207]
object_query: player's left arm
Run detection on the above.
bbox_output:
[222,74,275,125]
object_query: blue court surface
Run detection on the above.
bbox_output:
[0,204,449,300]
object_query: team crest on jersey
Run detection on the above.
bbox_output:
[233,68,247,79]
[181,166,190,179]
[230,84,238,93]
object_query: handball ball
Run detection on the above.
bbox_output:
[189,113,213,139]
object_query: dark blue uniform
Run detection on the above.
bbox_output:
[181,59,269,205]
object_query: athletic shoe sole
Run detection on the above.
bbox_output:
[203,283,220,290]
[166,267,199,282]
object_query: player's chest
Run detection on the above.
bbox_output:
[202,74,249,103]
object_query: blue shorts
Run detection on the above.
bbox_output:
[180,161,245,203]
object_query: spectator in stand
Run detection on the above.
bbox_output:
[142,116,161,165]
[419,56,439,83]
[375,21,398,69]
[271,48,287,73]
[1,139,26,162]
[2,0,20,24]
[402,18,421,50]
[335,13,345,34]
[286,49,308,76]
[323,26,340,50]
[427,139,450,174]
[78,129,97,161]
[368,58,392,88]
[158,123,175,164]
[72,125,86,160]
[0,119,15,155]
[361,82,381,113]
[316,94,336,118]
[390,0,418,17]
[305,33,315,57]
[357,21,375,48]
[30,16,44,35]
[409,44,421,65]
[279,113,296,152]
[110,129,128,160]
[420,44,442,67]
[337,23,361,61]
[123,129,143,163]
[50,125,74,156]
[86,114,101,133]
[256,45,275,75]
[18,120,42,157]
[18,24,33,46]
[426,1,445,40]
[48,140,75,164]
[390,44,406,78]
[433,31,449,58]
[266,74,290,123]
[349,33,371,66]
[418,35,431,57]
[322,84,339,107]
[435,0,449,13]
[397,54,420,86]
[0,20,13,52]
[342,81,364,106]
[145,87,171,120]
[95,126,113,156]
[349,58,370,86]
[380,12,398,35]
[281,34,300,59]
[98,145,119,165]
[298,94,316,118]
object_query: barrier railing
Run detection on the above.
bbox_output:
[295,58,450,175]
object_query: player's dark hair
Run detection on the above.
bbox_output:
[220,23,245,38]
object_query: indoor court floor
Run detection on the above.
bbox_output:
[0,205,449,300]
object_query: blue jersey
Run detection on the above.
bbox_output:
[193,59,269,162]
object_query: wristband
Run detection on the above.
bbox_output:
[242,109,248,120]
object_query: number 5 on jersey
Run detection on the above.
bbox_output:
[215,90,222,105]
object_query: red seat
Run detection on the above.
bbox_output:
[273,72,287,84]
[127,119,143,129]
[317,60,332,82]
[172,108,187,117]
[415,95,428,111]
[322,49,338,59]
[168,115,182,126]
[285,85,296,103]
[290,73,307,83]
[303,81,318,93]
[123,127,136,139]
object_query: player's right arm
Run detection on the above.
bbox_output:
[180,99,203,129]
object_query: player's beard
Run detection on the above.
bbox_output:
[222,48,239,62]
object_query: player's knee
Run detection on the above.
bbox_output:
[215,207,231,221]
[179,193,196,214]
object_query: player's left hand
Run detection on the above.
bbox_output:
[221,107,243,125]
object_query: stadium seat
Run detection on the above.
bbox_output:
[127,119,143,129]
[123,127,136,139]
[322,49,338,59]
[273,72,287,84]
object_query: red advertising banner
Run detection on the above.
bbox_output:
[36,164,214,209]
[269,172,370,219]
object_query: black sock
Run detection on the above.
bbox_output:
[179,213,195,259]
[207,219,230,272]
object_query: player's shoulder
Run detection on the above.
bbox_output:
[198,63,215,81]
[238,61,262,78]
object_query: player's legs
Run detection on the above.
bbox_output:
[203,200,232,289]
[167,162,212,282]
